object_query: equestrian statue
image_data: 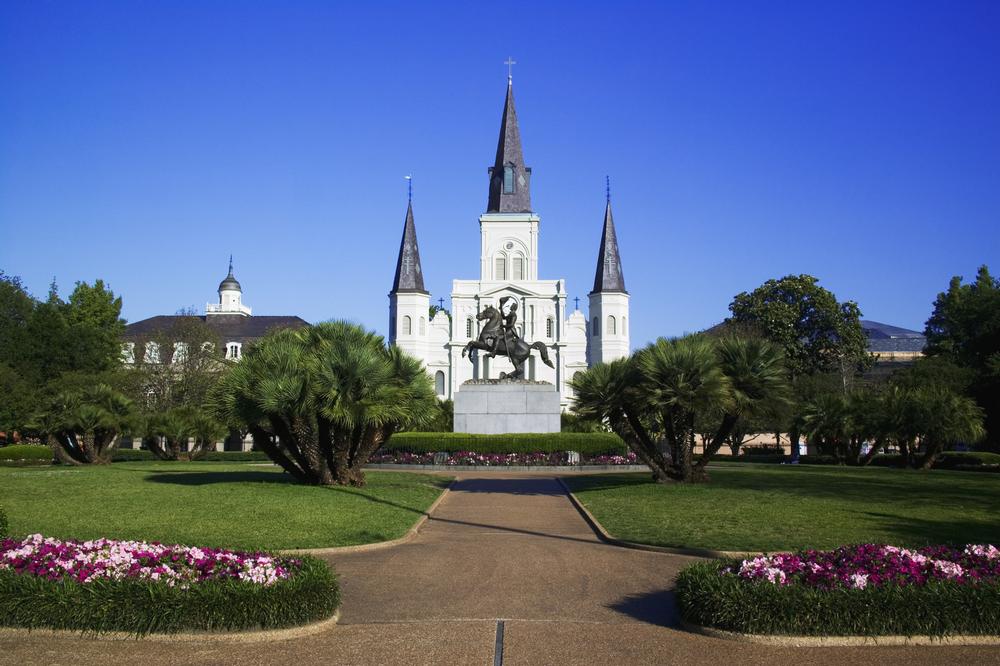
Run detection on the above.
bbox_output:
[461,296,554,380]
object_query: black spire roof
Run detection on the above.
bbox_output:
[390,201,428,294]
[487,80,532,213]
[218,255,241,292]
[590,199,627,294]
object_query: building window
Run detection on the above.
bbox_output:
[172,342,188,364]
[419,317,426,335]
[144,342,160,364]
[466,317,474,338]
[546,317,554,338]
[503,166,514,193]
[623,316,627,335]
[607,315,617,335]
[121,342,135,364]
[226,342,242,360]
[512,255,524,280]
[494,255,506,280]
[403,315,412,335]
[592,317,599,337]
[435,371,446,396]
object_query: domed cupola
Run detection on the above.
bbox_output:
[207,256,252,316]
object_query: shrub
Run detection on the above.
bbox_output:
[382,432,627,456]
[0,445,52,463]
[0,507,7,539]
[676,545,1000,636]
[111,449,270,463]
[0,535,339,635]
[741,445,785,457]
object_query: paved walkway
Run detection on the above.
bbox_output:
[3,473,999,665]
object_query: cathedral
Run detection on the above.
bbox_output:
[389,77,631,409]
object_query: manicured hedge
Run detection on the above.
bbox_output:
[0,553,339,635]
[384,432,627,456]
[675,559,1000,637]
[0,445,52,462]
[111,450,271,462]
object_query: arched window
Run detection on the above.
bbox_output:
[546,317,554,338]
[145,342,160,364]
[592,317,599,337]
[172,342,188,364]
[226,342,242,360]
[419,317,426,335]
[503,166,514,193]
[403,315,412,335]
[607,315,617,335]
[623,316,627,335]
[494,255,506,280]
[512,255,524,280]
[435,371,446,396]
[466,317,474,338]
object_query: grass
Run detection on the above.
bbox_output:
[0,462,450,550]
[563,465,1000,552]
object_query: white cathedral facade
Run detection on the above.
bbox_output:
[389,78,631,409]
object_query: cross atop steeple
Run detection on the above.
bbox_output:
[228,254,234,276]
[606,176,611,203]
[574,296,580,310]
[405,174,412,202]
[504,56,516,82]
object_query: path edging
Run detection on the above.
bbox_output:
[680,620,1000,647]
[284,479,456,556]
[0,610,340,643]
[557,478,763,559]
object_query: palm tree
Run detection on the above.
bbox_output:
[571,357,672,482]
[693,336,790,473]
[573,335,790,483]
[42,384,136,464]
[212,321,437,486]
[913,387,985,469]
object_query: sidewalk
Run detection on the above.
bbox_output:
[3,473,999,665]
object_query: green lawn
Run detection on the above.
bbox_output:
[564,465,1000,552]
[0,462,450,550]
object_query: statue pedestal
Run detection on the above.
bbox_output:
[453,380,561,434]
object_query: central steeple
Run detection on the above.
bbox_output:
[487,79,532,213]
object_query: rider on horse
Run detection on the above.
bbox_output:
[486,296,518,359]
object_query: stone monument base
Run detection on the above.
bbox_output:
[453,380,561,434]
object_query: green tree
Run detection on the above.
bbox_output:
[924,265,1000,450]
[40,385,136,464]
[728,274,871,458]
[125,316,224,412]
[572,335,789,482]
[212,321,437,486]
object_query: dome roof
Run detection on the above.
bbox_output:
[218,256,242,292]
[218,273,242,292]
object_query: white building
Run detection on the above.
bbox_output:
[389,77,631,409]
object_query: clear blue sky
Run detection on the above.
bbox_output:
[2,1,998,348]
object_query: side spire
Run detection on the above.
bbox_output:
[391,194,428,294]
[590,188,627,294]
[487,73,532,213]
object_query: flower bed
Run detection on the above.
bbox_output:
[0,534,339,635]
[676,544,1000,637]
[368,450,639,466]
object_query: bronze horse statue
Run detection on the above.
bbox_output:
[461,304,554,380]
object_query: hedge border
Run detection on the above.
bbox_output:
[675,559,1000,638]
[0,552,340,636]
[384,432,627,456]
